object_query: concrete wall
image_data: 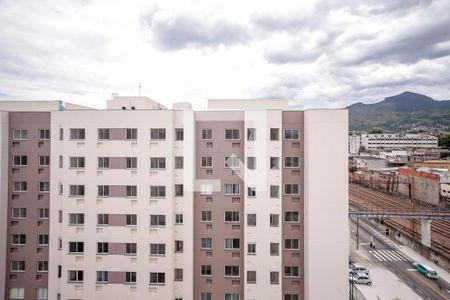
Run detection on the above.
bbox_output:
[303,109,348,300]
[398,169,441,206]
[0,112,9,299]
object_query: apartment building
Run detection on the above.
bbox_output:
[0,96,348,300]
[360,133,438,149]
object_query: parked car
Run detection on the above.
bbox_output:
[349,260,356,269]
[349,264,369,275]
[412,262,438,279]
[349,273,372,285]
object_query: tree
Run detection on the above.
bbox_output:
[438,133,450,148]
[370,127,383,134]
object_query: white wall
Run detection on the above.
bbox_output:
[0,112,9,298]
[303,110,348,300]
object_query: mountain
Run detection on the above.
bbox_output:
[347,91,450,132]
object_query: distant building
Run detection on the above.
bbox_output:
[354,156,387,170]
[361,133,438,149]
[349,134,361,155]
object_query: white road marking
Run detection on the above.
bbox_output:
[417,289,423,294]
[388,250,406,261]
[380,250,397,261]
[375,250,391,261]
[371,251,385,261]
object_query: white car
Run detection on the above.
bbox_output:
[349,264,369,275]
[349,273,372,285]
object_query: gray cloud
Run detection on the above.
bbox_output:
[142,10,250,51]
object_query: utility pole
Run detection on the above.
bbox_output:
[356,218,359,250]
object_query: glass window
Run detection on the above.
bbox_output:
[175,128,184,141]
[224,265,240,277]
[126,185,137,197]
[126,157,137,169]
[247,214,256,226]
[150,243,166,256]
[224,184,240,195]
[247,128,256,141]
[284,239,299,250]
[37,234,48,246]
[200,184,213,195]
[224,238,240,250]
[39,155,50,166]
[9,287,25,299]
[12,181,27,192]
[68,270,84,282]
[150,157,166,169]
[38,208,49,219]
[284,266,299,277]
[175,156,184,169]
[12,129,27,140]
[149,272,165,285]
[174,268,183,281]
[126,272,137,283]
[247,186,256,197]
[69,213,84,225]
[175,240,184,253]
[270,271,279,284]
[97,214,109,226]
[270,157,280,170]
[201,129,212,140]
[98,128,110,140]
[284,212,300,223]
[224,129,240,140]
[39,129,50,140]
[247,157,256,170]
[150,128,166,140]
[224,156,240,168]
[284,129,299,140]
[97,242,109,254]
[12,155,27,166]
[284,184,299,195]
[270,128,279,141]
[247,243,256,255]
[175,213,184,224]
[270,243,279,256]
[247,271,256,284]
[201,265,212,276]
[126,128,137,140]
[126,214,137,226]
[201,292,212,300]
[270,214,279,227]
[270,185,280,198]
[69,242,84,253]
[201,211,212,222]
[69,157,85,168]
[69,128,85,140]
[175,184,184,196]
[98,157,110,169]
[150,186,166,198]
[97,185,110,197]
[224,211,239,223]
[201,238,212,250]
[284,157,299,168]
[36,288,48,300]
[11,208,26,219]
[150,215,166,227]
[224,294,240,300]
[39,182,50,193]
[11,234,26,245]
[126,243,137,255]
[201,156,213,167]
[69,185,85,196]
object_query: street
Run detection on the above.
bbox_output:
[350,219,450,300]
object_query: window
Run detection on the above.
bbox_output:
[224,238,240,250]
[126,272,137,283]
[224,129,240,140]
[126,214,137,226]
[69,242,84,253]
[12,129,27,140]
[201,211,212,222]
[284,129,299,140]
[270,185,280,198]
[12,181,27,192]
[270,157,280,170]
[247,186,256,197]
[175,213,184,224]
[175,128,184,141]
[126,157,137,169]
[224,156,240,168]
[284,157,299,168]
[270,271,279,284]
[225,294,240,300]
[12,208,26,219]
[247,157,256,170]
[126,243,137,255]
[39,182,50,193]
[9,287,24,299]
[69,213,84,225]
[284,266,299,277]
[59,128,63,140]
[37,261,48,272]
[70,157,85,168]
[126,185,137,197]
[174,268,183,281]
[39,129,50,140]
[97,185,109,197]
[69,185,85,196]
[38,234,48,246]
[284,294,299,300]
[247,243,256,255]
[97,242,109,254]
[247,214,256,226]
[150,215,166,227]
[224,184,240,195]
[175,240,184,253]
[68,270,84,282]
[36,288,48,300]
[175,156,184,169]
[96,271,108,283]
[270,243,279,256]
[38,208,49,219]
[70,128,85,140]
[58,210,62,223]
[270,214,279,227]
[284,239,299,250]
[126,128,137,140]
[97,214,109,226]
[201,129,212,140]
[284,184,299,195]
[201,293,212,300]
[59,155,63,168]
[98,157,110,169]
[200,184,213,195]
[150,186,166,198]
[98,128,110,140]
[11,260,25,272]
[150,243,166,256]
[201,156,213,168]
[224,211,239,223]
[175,184,184,196]
[150,128,166,140]
[149,272,165,285]
[247,270,256,283]
[201,265,212,276]
[57,265,61,278]
[247,128,256,141]
[224,265,240,277]
[39,155,50,166]
[201,238,212,250]
[270,128,279,141]
[12,155,27,166]
[284,211,299,223]
[150,157,166,169]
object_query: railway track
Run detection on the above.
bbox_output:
[350,183,450,259]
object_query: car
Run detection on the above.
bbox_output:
[349,273,372,285]
[412,262,438,279]
[349,264,369,275]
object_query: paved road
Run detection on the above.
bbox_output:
[350,219,450,300]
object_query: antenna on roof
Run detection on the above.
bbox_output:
[139,82,141,96]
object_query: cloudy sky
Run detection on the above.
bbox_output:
[0,0,449,109]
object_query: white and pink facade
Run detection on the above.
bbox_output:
[0,96,348,300]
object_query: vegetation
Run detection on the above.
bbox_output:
[370,128,383,134]
[438,134,450,148]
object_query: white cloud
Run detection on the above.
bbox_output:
[0,0,449,109]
